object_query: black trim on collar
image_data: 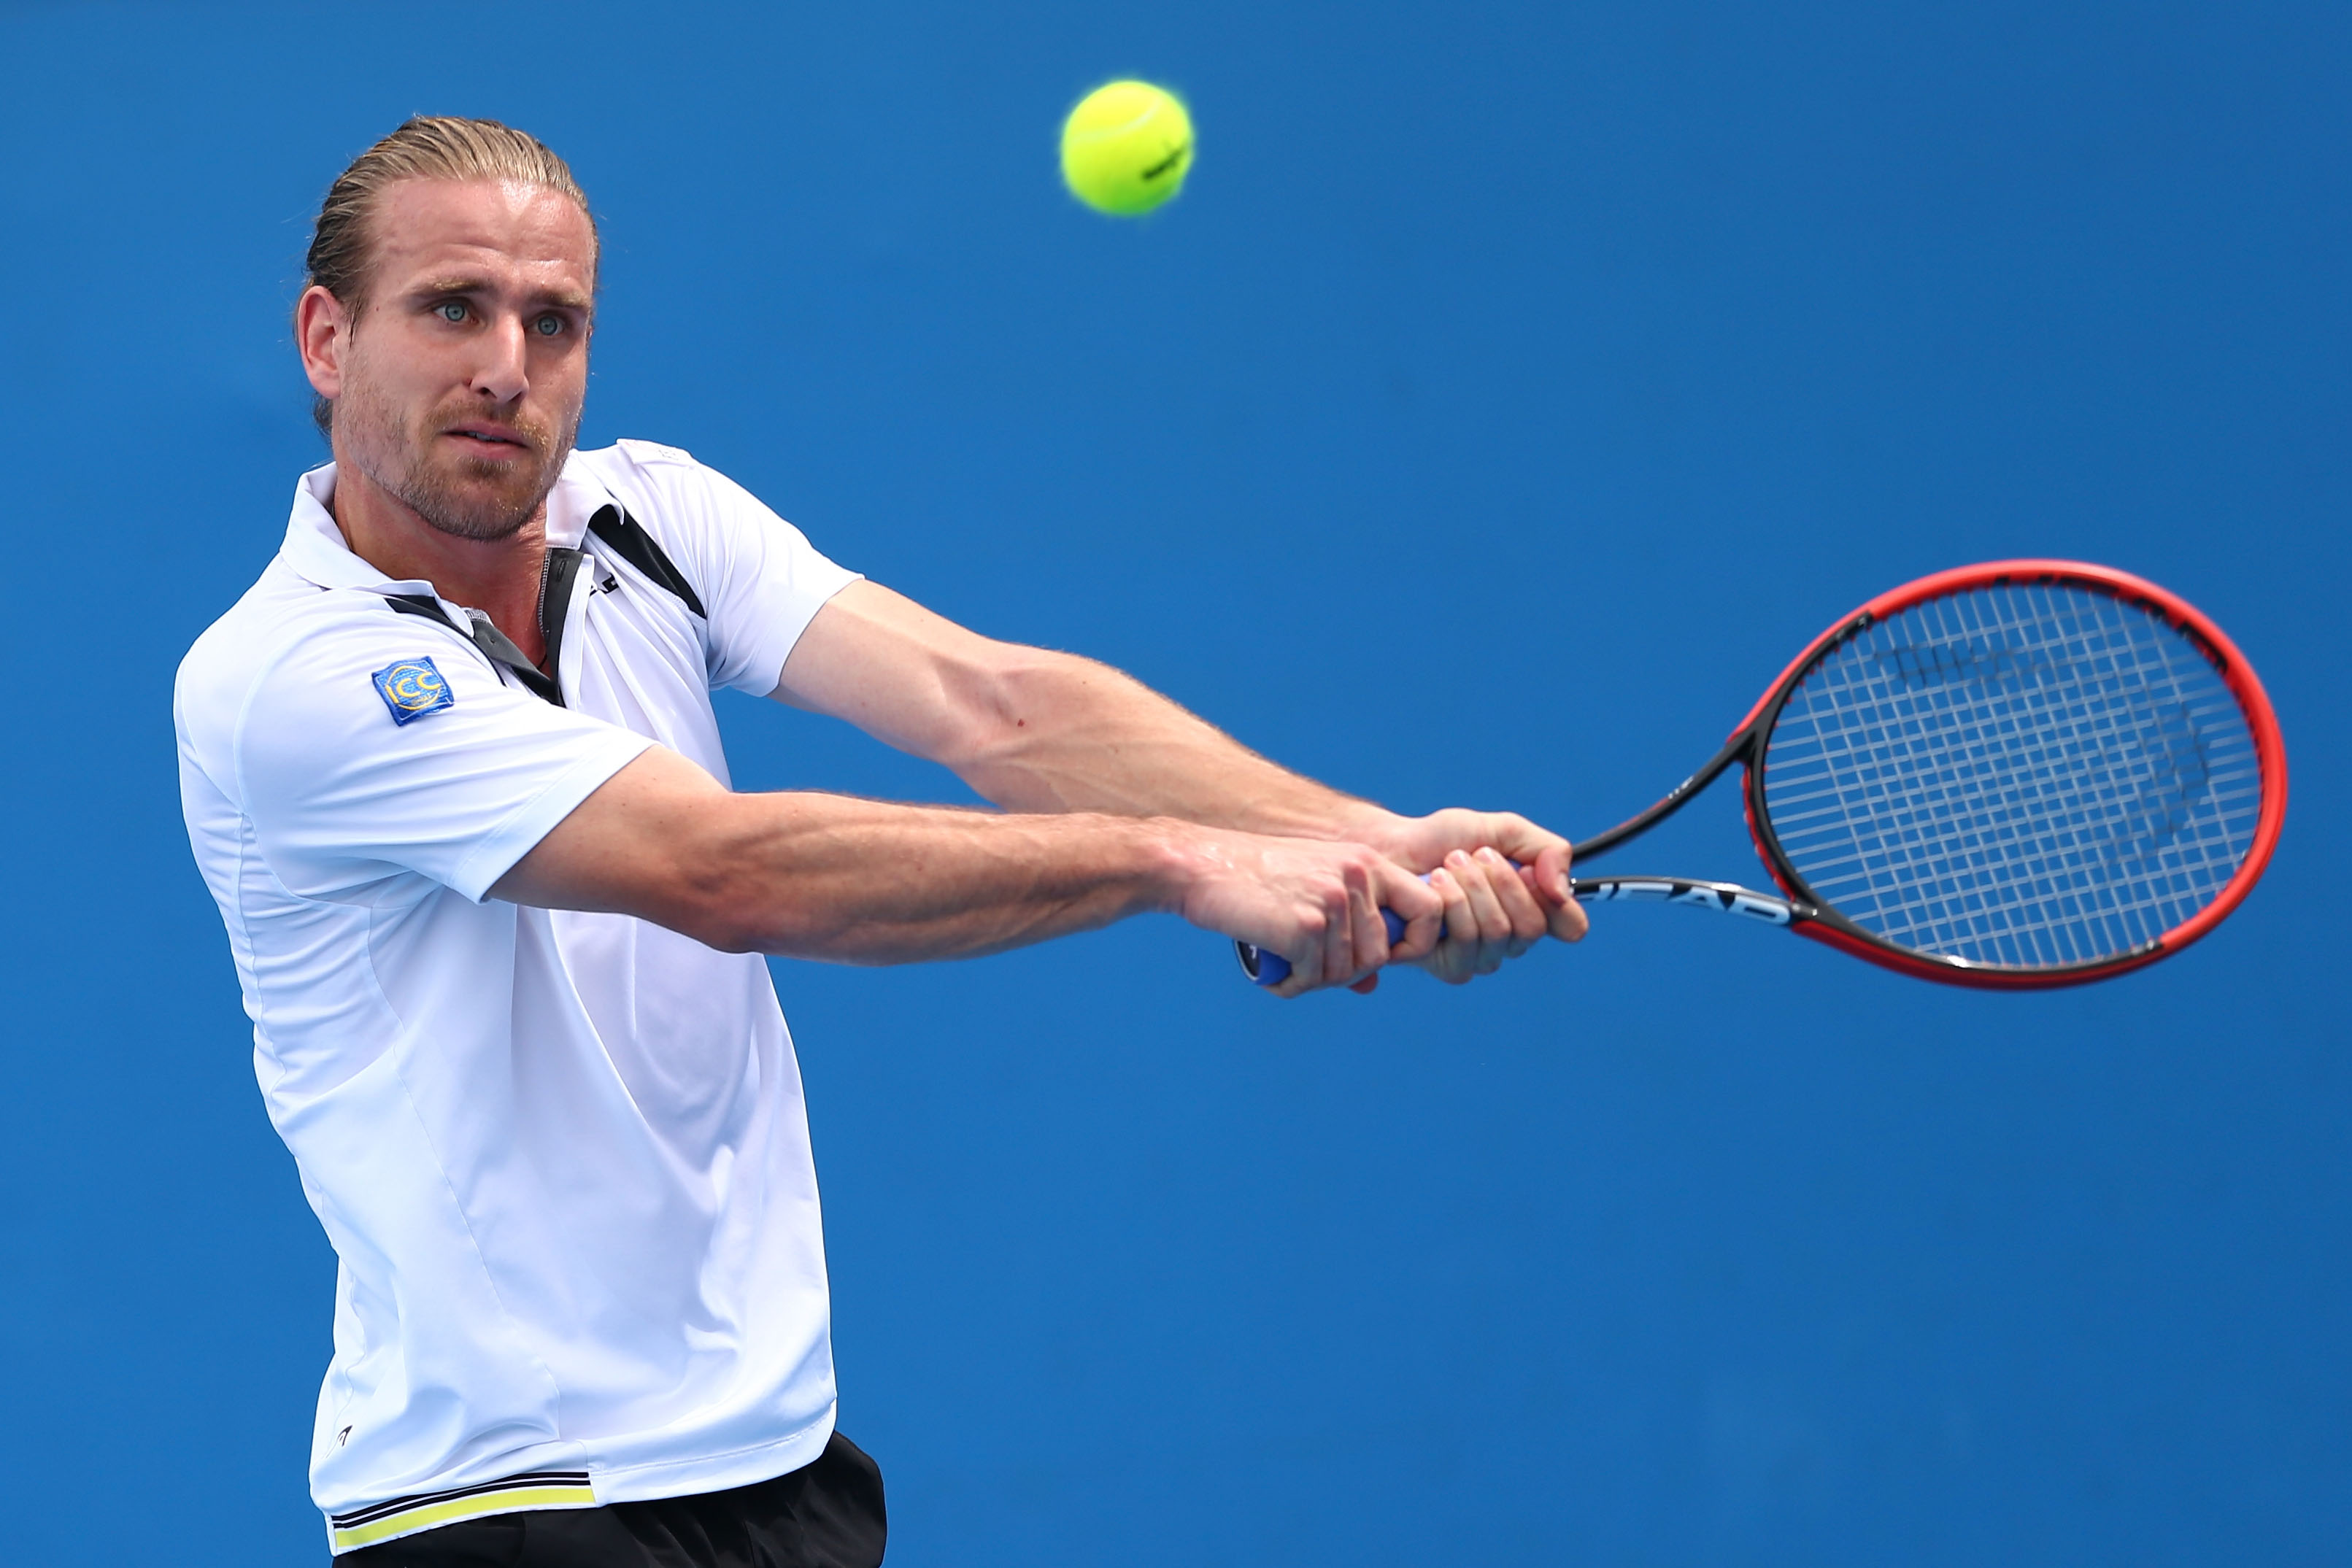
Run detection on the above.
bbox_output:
[385,593,564,707]
[587,504,706,619]
[538,546,585,690]
[371,506,700,709]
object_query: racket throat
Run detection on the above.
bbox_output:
[1571,876,1815,927]
[1571,731,1755,865]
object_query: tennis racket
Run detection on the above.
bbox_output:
[1238,560,2286,990]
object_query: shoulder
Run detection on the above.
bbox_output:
[570,438,727,510]
[568,439,786,533]
[178,562,326,731]
[176,569,468,760]
[606,436,703,474]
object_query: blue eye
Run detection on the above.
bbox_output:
[533,314,563,337]
[436,301,466,323]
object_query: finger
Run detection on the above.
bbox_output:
[1529,842,1574,907]
[1271,906,1330,999]
[1449,849,1513,947]
[1376,856,1445,920]
[1484,814,1573,882]
[1395,903,1443,962]
[1473,854,1529,970]
[1426,865,1475,985]
[1348,873,1389,980]
[1547,891,1590,943]
[1442,851,1511,975]
[1320,884,1354,989]
[1524,843,1589,943]
[1349,972,1381,995]
[1377,860,1445,959]
[1478,846,1549,944]
[1429,863,1470,977]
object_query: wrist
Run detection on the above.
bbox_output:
[1246,795,1403,850]
[1133,816,1237,918]
[1327,802,1418,862]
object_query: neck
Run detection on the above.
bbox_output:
[330,455,552,668]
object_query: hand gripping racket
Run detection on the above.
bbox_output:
[1239,561,2286,989]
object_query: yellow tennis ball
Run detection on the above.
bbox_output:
[1060,80,1194,216]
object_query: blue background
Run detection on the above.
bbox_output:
[1,1,2344,1563]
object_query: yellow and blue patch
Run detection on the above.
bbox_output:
[372,657,455,726]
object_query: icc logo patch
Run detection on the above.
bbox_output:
[372,657,455,726]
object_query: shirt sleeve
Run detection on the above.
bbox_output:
[235,609,655,904]
[592,441,862,696]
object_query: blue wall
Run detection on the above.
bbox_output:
[1,2,2343,1562]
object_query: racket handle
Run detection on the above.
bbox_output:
[1234,872,1811,985]
[1238,908,1409,987]
[1235,860,1535,986]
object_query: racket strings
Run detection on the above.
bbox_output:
[1760,583,2262,968]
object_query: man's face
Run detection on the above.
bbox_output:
[306,178,596,541]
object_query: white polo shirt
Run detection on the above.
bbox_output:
[174,440,861,1553]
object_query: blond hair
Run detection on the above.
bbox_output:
[301,117,597,433]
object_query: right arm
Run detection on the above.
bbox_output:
[769,581,1586,981]
[488,746,1443,994]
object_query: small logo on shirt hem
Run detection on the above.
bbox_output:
[372,657,455,725]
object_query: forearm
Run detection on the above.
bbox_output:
[496,750,1202,964]
[776,582,1392,842]
[766,584,1583,962]
[706,795,1201,962]
[948,654,1589,954]
[951,649,1391,841]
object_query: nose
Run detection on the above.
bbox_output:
[468,313,531,406]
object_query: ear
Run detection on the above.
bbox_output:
[296,285,352,401]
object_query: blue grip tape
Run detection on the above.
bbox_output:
[1240,860,1530,987]
[1246,907,1408,987]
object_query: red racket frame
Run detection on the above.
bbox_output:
[1246,560,2285,991]
[1705,560,2287,988]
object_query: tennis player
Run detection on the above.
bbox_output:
[174,117,1586,1567]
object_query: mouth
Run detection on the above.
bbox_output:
[441,423,534,453]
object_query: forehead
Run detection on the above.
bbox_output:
[369,178,597,293]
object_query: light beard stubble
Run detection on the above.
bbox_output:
[340,387,579,544]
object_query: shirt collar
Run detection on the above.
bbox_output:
[277,453,620,595]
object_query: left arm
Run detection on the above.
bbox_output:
[771,581,1586,978]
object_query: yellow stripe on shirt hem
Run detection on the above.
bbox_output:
[329,1485,599,1551]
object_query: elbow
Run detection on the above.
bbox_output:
[667,860,813,957]
[660,885,764,956]
[655,822,788,957]
[676,897,872,965]
[928,671,1021,776]
[939,647,1089,776]
[683,910,768,957]
[649,797,878,961]
[664,850,847,960]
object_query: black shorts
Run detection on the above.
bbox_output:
[333,1431,886,1568]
